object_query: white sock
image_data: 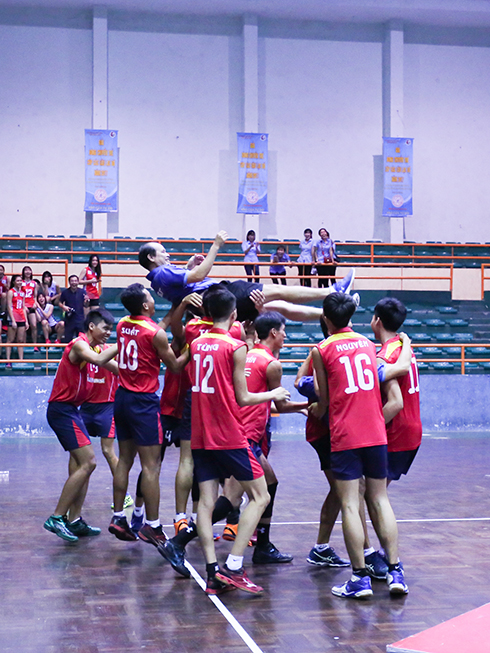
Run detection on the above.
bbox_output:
[364,547,375,556]
[146,519,160,528]
[113,510,125,518]
[174,512,186,522]
[132,506,144,517]
[226,554,243,571]
[191,513,197,522]
[315,542,331,552]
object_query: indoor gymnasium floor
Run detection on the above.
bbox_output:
[1,431,490,653]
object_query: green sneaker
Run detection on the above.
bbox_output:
[44,515,78,542]
[110,494,134,510]
[65,517,101,537]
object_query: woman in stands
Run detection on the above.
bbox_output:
[242,230,261,282]
[21,265,39,351]
[313,228,338,288]
[80,255,102,315]
[297,228,314,287]
[6,275,27,367]
[42,270,61,306]
[36,291,64,344]
[0,264,9,315]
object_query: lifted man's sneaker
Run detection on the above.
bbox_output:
[157,539,190,578]
[138,524,168,547]
[109,515,137,541]
[387,565,409,595]
[252,542,293,564]
[205,576,236,595]
[365,550,389,580]
[216,565,264,594]
[130,512,144,538]
[332,574,373,599]
[333,268,355,294]
[44,515,78,543]
[65,517,101,537]
[307,546,350,568]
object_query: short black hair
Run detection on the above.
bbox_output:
[322,292,356,329]
[68,274,79,283]
[254,311,285,340]
[121,283,148,316]
[84,309,114,332]
[203,287,236,321]
[374,297,407,332]
[138,243,158,270]
[319,315,329,339]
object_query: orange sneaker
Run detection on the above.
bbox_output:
[174,517,189,536]
[222,523,238,541]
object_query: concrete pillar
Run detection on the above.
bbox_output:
[91,6,108,239]
[383,21,405,243]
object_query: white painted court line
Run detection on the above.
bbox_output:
[266,517,490,525]
[184,560,265,653]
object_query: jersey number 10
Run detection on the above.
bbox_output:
[118,338,138,371]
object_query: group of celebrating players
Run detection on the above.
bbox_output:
[43,231,421,600]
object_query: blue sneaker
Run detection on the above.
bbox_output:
[307,546,350,567]
[332,574,373,599]
[387,565,409,595]
[333,268,355,294]
[365,550,388,580]
[130,512,144,538]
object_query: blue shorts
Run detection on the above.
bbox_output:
[47,402,91,452]
[114,387,163,447]
[80,402,115,439]
[248,439,265,461]
[160,415,181,447]
[192,447,264,484]
[388,448,419,481]
[309,436,331,471]
[331,444,388,481]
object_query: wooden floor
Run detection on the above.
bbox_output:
[1,431,490,653]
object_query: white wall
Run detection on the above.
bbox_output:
[0,25,91,236]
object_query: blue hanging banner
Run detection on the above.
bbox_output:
[237,132,268,214]
[84,129,118,212]
[382,137,413,217]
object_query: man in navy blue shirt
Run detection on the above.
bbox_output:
[139,231,355,322]
[59,275,87,342]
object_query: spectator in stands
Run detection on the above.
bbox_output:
[42,270,61,306]
[242,230,261,282]
[36,292,64,344]
[6,275,27,367]
[297,228,314,287]
[269,244,291,285]
[59,275,87,342]
[313,228,338,288]
[21,265,39,351]
[80,254,102,315]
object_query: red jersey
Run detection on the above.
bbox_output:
[377,336,422,452]
[10,289,25,322]
[49,333,90,405]
[317,328,386,453]
[241,344,275,443]
[85,344,118,403]
[304,354,330,444]
[0,276,8,295]
[21,280,37,308]
[117,315,162,394]
[84,266,100,299]
[185,317,242,346]
[190,328,247,450]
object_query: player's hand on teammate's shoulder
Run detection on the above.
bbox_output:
[308,401,326,420]
[272,386,290,402]
[398,331,410,344]
[214,231,228,248]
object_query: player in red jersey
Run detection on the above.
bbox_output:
[371,298,422,481]
[79,254,102,315]
[172,287,289,595]
[108,283,189,547]
[311,293,408,599]
[6,275,27,366]
[43,310,118,542]
[241,311,308,564]
[21,265,39,351]
[0,263,8,314]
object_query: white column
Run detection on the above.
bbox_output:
[383,21,405,243]
[242,15,259,239]
[91,6,108,239]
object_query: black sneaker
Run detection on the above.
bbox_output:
[65,517,101,537]
[157,539,190,578]
[108,515,137,541]
[252,542,293,564]
[307,546,350,567]
[205,576,236,595]
[365,550,389,580]
[138,524,168,547]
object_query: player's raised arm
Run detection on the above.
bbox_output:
[152,328,189,373]
[186,231,227,284]
[70,340,118,366]
[309,346,328,420]
[233,345,289,407]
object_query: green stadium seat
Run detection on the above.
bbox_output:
[432,362,456,371]
[105,303,124,311]
[453,332,473,341]
[405,318,422,327]
[467,346,490,357]
[285,320,303,327]
[424,319,446,327]
[437,306,458,314]
[287,332,309,343]
[419,347,444,357]
[281,361,300,374]
[410,333,432,342]
[309,332,324,342]
[434,333,455,342]
[448,319,469,327]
